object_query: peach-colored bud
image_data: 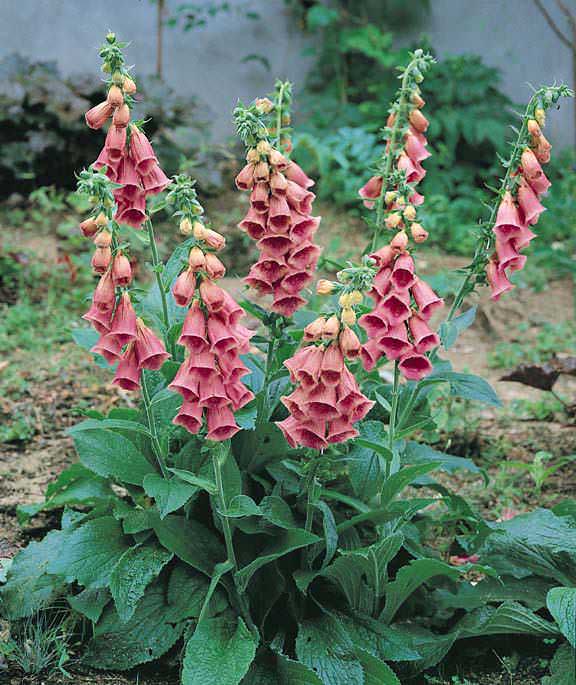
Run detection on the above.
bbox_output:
[535,108,546,127]
[256,140,272,156]
[412,92,425,108]
[202,228,226,251]
[113,104,130,127]
[204,253,226,279]
[385,212,402,230]
[322,315,340,340]
[316,279,334,295]
[107,85,124,107]
[94,230,112,248]
[188,246,206,271]
[403,205,416,221]
[303,317,325,342]
[254,161,270,183]
[123,76,137,95]
[255,97,274,114]
[91,247,112,273]
[396,196,406,208]
[390,230,408,253]
[95,212,108,227]
[269,149,289,170]
[384,191,397,206]
[112,252,132,286]
[80,217,99,237]
[192,221,205,239]
[410,222,429,243]
[527,119,541,138]
[409,109,429,133]
[85,101,113,130]
[340,307,357,326]
[179,217,193,236]
[246,148,260,164]
[339,325,361,358]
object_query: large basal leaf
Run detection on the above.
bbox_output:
[150,513,225,576]
[232,422,290,472]
[68,587,110,623]
[430,370,501,407]
[547,587,576,647]
[390,624,457,676]
[541,644,576,685]
[296,615,364,685]
[82,579,186,670]
[225,495,298,530]
[182,617,258,685]
[48,516,131,589]
[0,529,69,619]
[236,529,320,592]
[403,441,486,481]
[356,649,400,685]
[347,420,388,500]
[70,424,156,485]
[457,601,559,639]
[380,558,460,623]
[110,543,173,622]
[339,613,420,663]
[143,473,198,519]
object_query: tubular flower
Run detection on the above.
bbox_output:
[359,245,443,381]
[277,341,374,449]
[169,224,254,441]
[485,114,554,301]
[236,145,322,317]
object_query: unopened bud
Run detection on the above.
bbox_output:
[107,85,124,107]
[411,91,425,108]
[385,212,402,230]
[384,191,397,206]
[316,279,334,295]
[348,290,363,305]
[395,196,406,209]
[403,205,416,221]
[254,161,270,182]
[246,148,260,164]
[192,221,205,239]
[179,217,193,236]
[281,113,291,126]
[527,119,542,138]
[303,317,325,342]
[268,149,289,170]
[188,246,206,271]
[256,140,272,156]
[535,107,546,127]
[94,230,112,248]
[204,253,226,279]
[113,104,130,127]
[339,292,352,308]
[255,97,274,114]
[95,212,108,227]
[202,228,226,251]
[123,76,137,95]
[411,223,429,243]
[112,70,124,86]
[91,247,112,274]
[80,217,99,237]
[340,307,357,326]
[282,137,293,154]
[106,32,116,44]
[322,315,340,340]
[112,252,132,286]
[390,230,409,253]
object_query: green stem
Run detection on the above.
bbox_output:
[304,455,321,533]
[386,362,401,474]
[274,82,287,149]
[212,451,238,572]
[145,218,173,354]
[141,372,169,478]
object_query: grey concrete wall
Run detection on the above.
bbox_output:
[0,0,574,147]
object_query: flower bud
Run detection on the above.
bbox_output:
[256,140,272,156]
[385,212,402,230]
[106,31,116,44]
[193,221,205,239]
[179,217,193,236]
[254,161,270,182]
[339,292,352,308]
[91,247,112,273]
[205,253,226,279]
[188,246,206,271]
[348,290,363,305]
[339,325,361,358]
[410,223,429,243]
[95,212,108,227]
[94,230,112,248]
[403,205,417,221]
[112,70,124,85]
[107,85,124,107]
[390,230,408,253]
[283,137,293,154]
[396,196,406,208]
[201,228,226,251]
[316,279,334,295]
[123,76,137,95]
[384,191,397,206]
[269,149,289,170]
[322,315,340,340]
[535,108,546,127]
[246,148,260,164]
[255,97,274,113]
[303,317,325,342]
[411,91,425,108]
[527,119,541,138]
[80,217,99,237]
[340,307,356,326]
[113,103,130,127]
[112,252,132,286]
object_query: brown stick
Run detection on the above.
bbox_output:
[156,0,165,80]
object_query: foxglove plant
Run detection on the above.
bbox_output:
[2,36,574,685]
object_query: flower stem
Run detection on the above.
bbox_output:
[141,372,169,478]
[211,449,238,572]
[274,81,288,149]
[304,455,321,533]
[145,218,173,353]
[386,362,401,468]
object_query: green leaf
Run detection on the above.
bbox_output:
[356,649,400,685]
[403,442,486,482]
[70,425,156,485]
[431,371,501,406]
[348,421,389,500]
[439,306,477,351]
[232,422,289,472]
[143,473,197,518]
[110,543,173,622]
[381,558,460,623]
[150,513,224,576]
[296,615,363,685]
[314,500,338,567]
[167,563,228,621]
[236,529,320,592]
[48,516,131,589]
[547,587,576,647]
[380,463,439,507]
[306,4,339,30]
[169,467,217,495]
[83,579,186,670]
[339,614,420,663]
[275,652,324,684]
[457,601,559,638]
[182,617,258,685]
[68,587,110,623]
[0,529,69,619]
[542,644,576,685]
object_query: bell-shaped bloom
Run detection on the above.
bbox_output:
[370,245,395,269]
[105,125,127,163]
[390,230,409,254]
[113,103,130,127]
[199,279,226,313]
[269,194,291,232]
[116,191,147,229]
[198,375,229,409]
[109,292,137,346]
[93,147,119,181]
[281,268,313,295]
[405,130,430,162]
[201,228,226,251]
[179,300,209,352]
[250,182,270,213]
[290,213,320,241]
[80,217,99,237]
[290,242,321,270]
[521,149,551,195]
[305,384,339,421]
[257,233,293,257]
[91,332,123,364]
[85,101,113,130]
[399,350,433,381]
[495,239,526,272]
[218,351,249,384]
[409,315,440,354]
[378,323,411,360]
[129,126,157,176]
[486,260,514,301]
[173,401,203,434]
[391,254,416,290]
[220,291,247,327]
[253,161,270,183]
[320,344,345,386]
[370,268,393,302]
[203,253,225,280]
[207,316,236,355]
[272,292,307,317]
[409,108,429,133]
[359,175,383,208]
[380,289,412,327]
[359,310,389,339]
[411,279,444,320]
[188,350,218,380]
[134,320,170,370]
[93,271,116,311]
[285,161,315,189]
[513,224,537,251]
[206,406,240,441]
[277,416,300,449]
[112,343,141,391]
[295,420,328,450]
[169,362,200,401]
[112,253,132,286]
[141,163,171,195]
[517,178,545,226]
[270,171,289,195]
[286,181,315,215]
[83,299,112,333]
[235,163,255,191]
[327,417,359,444]
[239,208,267,240]
[360,338,383,372]
[493,191,523,242]
[172,268,197,307]
[339,326,362,360]
[397,153,426,184]
[284,345,323,388]
[410,222,429,243]
[225,381,254,411]
[91,247,112,274]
